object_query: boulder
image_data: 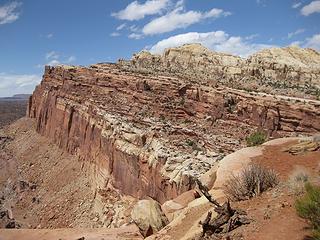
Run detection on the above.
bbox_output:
[313,135,320,142]
[131,199,169,237]
[5,219,21,229]
[161,190,200,221]
[285,141,320,155]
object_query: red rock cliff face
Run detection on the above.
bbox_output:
[28,64,320,203]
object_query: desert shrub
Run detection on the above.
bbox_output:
[246,131,267,147]
[185,139,202,151]
[186,139,195,147]
[295,183,320,239]
[179,97,185,106]
[288,168,309,196]
[159,114,165,121]
[224,164,279,201]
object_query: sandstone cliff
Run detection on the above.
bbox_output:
[27,62,320,204]
[119,44,320,99]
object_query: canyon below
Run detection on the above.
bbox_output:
[0,44,320,240]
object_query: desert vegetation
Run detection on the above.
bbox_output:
[246,131,267,147]
[288,168,310,195]
[224,164,279,201]
[295,183,320,239]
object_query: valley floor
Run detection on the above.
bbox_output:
[0,118,99,229]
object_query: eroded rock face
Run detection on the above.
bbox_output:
[119,44,320,98]
[28,63,320,203]
[129,44,243,76]
[161,190,200,221]
[131,199,169,237]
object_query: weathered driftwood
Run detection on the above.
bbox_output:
[199,202,250,238]
[195,179,221,207]
[195,179,250,238]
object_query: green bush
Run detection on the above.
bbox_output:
[185,139,202,151]
[246,131,267,147]
[295,183,320,239]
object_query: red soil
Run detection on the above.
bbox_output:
[233,140,320,240]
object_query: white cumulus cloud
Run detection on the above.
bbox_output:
[46,33,54,39]
[142,6,231,35]
[149,31,274,57]
[204,8,231,18]
[46,51,59,60]
[301,1,320,16]
[128,33,143,39]
[46,60,61,67]
[304,33,320,50]
[292,2,302,8]
[0,1,22,25]
[66,56,76,63]
[40,52,76,67]
[111,0,170,21]
[116,23,127,31]
[110,32,120,37]
[290,41,302,46]
[0,73,41,97]
[287,28,305,39]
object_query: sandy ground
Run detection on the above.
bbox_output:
[0,225,142,240]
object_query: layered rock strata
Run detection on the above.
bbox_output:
[119,44,320,98]
[28,63,320,203]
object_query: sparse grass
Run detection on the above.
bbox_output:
[288,168,309,196]
[159,115,165,121]
[183,119,192,124]
[179,97,185,106]
[224,164,279,201]
[295,183,320,239]
[316,89,320,101]
[246,131,267,147]
[186,139,194,147]
[143,81,152,91]
[185,139,202,151]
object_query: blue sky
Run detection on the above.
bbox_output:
[0,0,319,97]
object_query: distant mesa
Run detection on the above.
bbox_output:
[0,94,31,101]
[118,43,320,100]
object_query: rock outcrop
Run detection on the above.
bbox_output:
[28,59,320,204]
[146,137,320,240]
[119,44,320,98]
[131,199,169,237]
